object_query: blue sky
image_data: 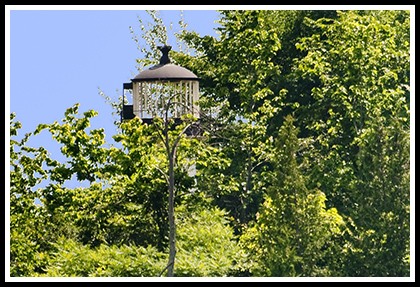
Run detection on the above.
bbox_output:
[8,8,220,188]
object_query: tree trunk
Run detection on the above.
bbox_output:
[166,150,176,277]
[157,99,192,277]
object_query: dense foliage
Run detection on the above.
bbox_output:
[10,10,410,277]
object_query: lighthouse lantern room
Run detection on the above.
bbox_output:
[121,45,200,123]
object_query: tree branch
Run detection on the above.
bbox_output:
[154,164,169,185]
[171,123,192,157]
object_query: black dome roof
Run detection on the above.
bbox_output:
[131,45,198,82]
[132,63,198,82]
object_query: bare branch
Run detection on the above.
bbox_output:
[154,164,169,185]
[251,158,269,172]
[152,120,167,146]
[171,123,192,156]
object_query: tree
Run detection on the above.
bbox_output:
[39,238,166,277]
[151,95,199,277]
[37,204,240,277]
[10,103,240,277]
[293,10,410,276]
[177,10,342,233]
[126,10,235,275]
[175,10,282,232]
[239,115,344,276]
[37,104,170,249]
[344,114,410,276]
[10,113,51,276]
[172,204,243,277]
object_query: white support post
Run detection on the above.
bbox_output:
[155,81,159,118]
[178,82,182,118]
[133,82,140,118]
[174,82,179,118]
[193,81,199,118]
[189,81,193,115]
[139,83,143,118]
[184,82,188,116]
